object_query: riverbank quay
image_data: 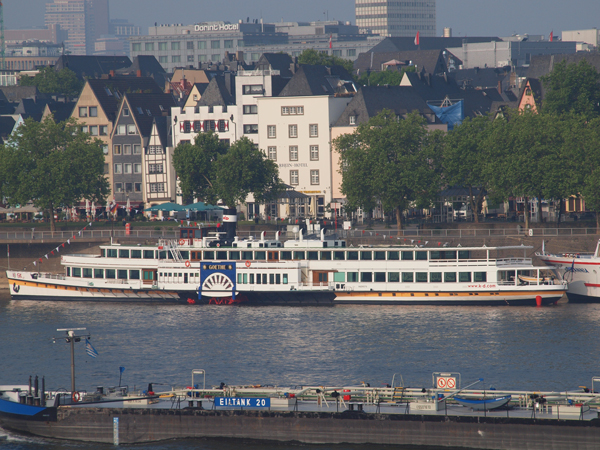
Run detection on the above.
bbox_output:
[3,406,600,449]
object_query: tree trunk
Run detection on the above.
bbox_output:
[48,201,56,233]
[556,198,563,226]
[597,211,599,235]
[396,206,403,232]
[469,186,479,223]
[524,196,530,230]
[537,194,543,223]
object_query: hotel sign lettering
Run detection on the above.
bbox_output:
[194,24,239,32]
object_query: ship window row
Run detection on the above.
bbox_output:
[68,267,141,280]
[100,249,471,262]
[332,271,487,283]
[237,273,288,285]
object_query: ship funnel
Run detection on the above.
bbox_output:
[222,208,237,241]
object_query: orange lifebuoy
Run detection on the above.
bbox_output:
[72,392,81,402]
[216,243,220,247]
[179,239,185,245]
[245,260,251,268]
[185,260,191,267]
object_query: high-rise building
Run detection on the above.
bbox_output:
[355,0,436,37]
[45,0,109,55]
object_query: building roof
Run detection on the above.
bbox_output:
[369,37,502,53]
[86,77,163,123]
[256,53,295,78]
[54,55,133,80]
[0,86,43,103]
[278,64,355,97]
[14,98,49,121]
[43,100,76,123]
[354,49,451,76]
[526,53,600,79]
[0,116,16,144]
[197,76,235,106]
[123,92,176,139]
[115,55,168,88]
[334,85,439,126]
[448,67,512,90]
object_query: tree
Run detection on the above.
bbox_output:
[541,60,600,119]
[442,116,493,223]
[334,110,440,230]
[356,66,416,86]
[19,66,83,97]
[214,137,284,207]
[0,117,109,231]
[572,117,600,231]
[298,49,354,74]
[171,132,228,205]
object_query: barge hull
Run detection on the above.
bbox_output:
[2,408,600,449]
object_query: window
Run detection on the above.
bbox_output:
[333,50,342,57]
[459,272,472,282]
[172,55,181,63]
[159,56,168,64]
[124,163,132,174]
[349,116,356,125]
[134,182,142,192]
[211,40,220,49]
[113,144,122,155]
[125,182,133,192]
[416,272,428,283]
[243,85,263,95]
[149,163,164,174]
[243,105,258,114]
[94,268,104,279]
[289,146,298,161]
[115,182,123,193]
[374,272,386,282]
[102,145,108,155]
[145,42,154,51]
[444,272,457,283]
[267,125,276,138]
[123,108,129,116]
[114,163,122,174]
[171,41,180,50]
[474,272,487,282]
[268,146,277,160]
[347,272,358,282]
[251,52,260,61]
[224,39,233,48]
[89,125,98,136]
[211,54,220,62]
[289,124,297,138]
[127,124,136,135]
[309,124,318,137]
[98,125,107,136]
[132,43,141,52]
[103,163,109,174]
[430,272,442,282]
[133,144,141,154]
[118,269,128,280]
[388,272,400,282]
[187,55,194,62]
[117,124,126,135]
[89,106,97,117]
[186,41,194,50]
[243,124,258,134]
[123,144,131,155]
[79,106,87,117]
[402,272,414,282]
[402,251,413,261]
[158,42,167,51]
[134,163,142,174]
[72,267,81,277]
[129,270,140,280]
[361,272,372,282]
[290,170,299,185]
[310,145,319,161]
[310,170,319,185]
[361,251,372,260]
[281,106,303,115]
[347,49,356,57]
[150,183,165,193]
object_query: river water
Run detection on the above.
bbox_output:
[1,289,600,449]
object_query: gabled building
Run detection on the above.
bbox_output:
[517,78,543,112]
[110,93,176,209]
[353,49,454,76]
[70,77,163,196]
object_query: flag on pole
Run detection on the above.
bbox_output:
[85,339,99,358]
[414,31,420,46]
[329,34,332,49]
[549,31,553,42]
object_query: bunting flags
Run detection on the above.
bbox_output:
[414,31,420,46]
[30,222,93,268]
[549,31,554,42]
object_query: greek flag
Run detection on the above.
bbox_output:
[85,339,98,358]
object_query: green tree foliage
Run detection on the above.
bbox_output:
[172,133,283,208]
[442,116,492,223]
[356,66,416,86]
[298,49,354,74]
[171,132,228,205]
[571,117,600,230]
[541,60,600,119]
[0,117,109,231]
[19,66,83,97]
[334,110,440,230]
[214,137,283,207]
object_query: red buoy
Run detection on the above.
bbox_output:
[535,295,542,307]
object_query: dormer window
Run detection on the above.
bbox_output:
[349,115,356,125]
[525,88,532,96]
[123,108,130,116]
[137,107,144,115]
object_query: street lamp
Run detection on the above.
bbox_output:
[53,327,91,401]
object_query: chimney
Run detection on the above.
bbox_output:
[236,51,244,62]
[497,80,502,95]
[109,70,115,78]
[137,70,142,77]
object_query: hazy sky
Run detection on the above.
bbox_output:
[6,0,600,38]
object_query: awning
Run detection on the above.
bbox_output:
[181,201,225,211]
[144,202,185,212]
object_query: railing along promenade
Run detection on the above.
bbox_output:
[0,226,597,243]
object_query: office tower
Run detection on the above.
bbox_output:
[45,0,109,55]
[355,0,436,38]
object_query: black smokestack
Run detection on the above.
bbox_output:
[222,208,237,241]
